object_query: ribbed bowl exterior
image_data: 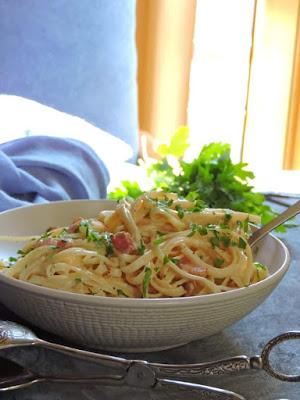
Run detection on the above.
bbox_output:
[0,265,286,352]
[0,200,290,352]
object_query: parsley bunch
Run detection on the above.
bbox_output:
[109,127,284,230]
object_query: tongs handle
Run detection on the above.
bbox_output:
[155,378,246,400]
[150,331,300,382]
[150,356,252,379]
[0,356,245,399]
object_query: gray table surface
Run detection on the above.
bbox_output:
[0,203,299,400]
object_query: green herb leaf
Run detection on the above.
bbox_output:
[108,128,294,231]
[137,239,146,255]
[224,212,232,223]
[243,217,249,233]
[188,199,206,213]
[142,266,152,298]
[163,255,170,265]
[188,223,208,237]
[210,237,220,249]
[214,258,224,267]
[40,231,52,239]
[219,235,231,248]
[17,249,30,257]
[80,221,113,256]
[163,255,179,265]
[238,237,247,249]
[156,126,190,158]
[175,205,185,219]
[117,289,129,297]
[154,235,165,245]
[57,228,68,238]
[254,262,267,270]
[108,181,144,201]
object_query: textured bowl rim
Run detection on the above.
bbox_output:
[0,199,291,308]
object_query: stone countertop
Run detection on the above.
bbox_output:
[0,208,299,400]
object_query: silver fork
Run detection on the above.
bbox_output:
[248,199,300,247]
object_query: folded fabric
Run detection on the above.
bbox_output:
[0,136,109,212]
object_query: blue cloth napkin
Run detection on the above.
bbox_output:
[0,136,109,212]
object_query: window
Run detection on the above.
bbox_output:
[137,0,300,192]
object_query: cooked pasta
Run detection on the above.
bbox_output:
[1,191,269,298]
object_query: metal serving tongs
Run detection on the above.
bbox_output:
[0,322,300,399]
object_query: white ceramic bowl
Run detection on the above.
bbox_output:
[0,200,291,352]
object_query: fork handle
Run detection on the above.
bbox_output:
[248,199,300,247]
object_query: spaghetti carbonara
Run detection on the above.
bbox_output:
[1,191,269,298]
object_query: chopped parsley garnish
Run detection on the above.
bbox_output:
[219,212,232,229]
[188,223,208,237]
[40,231,52,239]
[17,249,30,258]
[154,235,165,245]
[80,220,100,242]
[189,223,232,248]
[220,235,231,248]
[117,289,129,297]
[224,212,232,223]
[163,255,169,265]
[198,225,208,235]
[236,220,243,230]
[175,205,185,219]
[137,239,146,255]
[57,228,68,238]
[79,220,91,236]
[100,233,114,255]
[254,262,267,271]
[238,237,247,249]
[162,198,174,207]
[163,255,180,265]
[210,237,219,249]
[243,217,249,233]
[214,258,225,267]
[188,199,205,213]
[142,266,152,298]
[75,277,82,283]
[151,197,174,209]
[79,220,113,256]
[236,218,249,234]
[6,256,18,267]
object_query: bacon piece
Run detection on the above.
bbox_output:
[148,284,158,294]
[111,232,136,254]
[143,236,151,245]
[183,281,197,296]
[34,238,71,250]
[67,217,84,233]
[56,239,72,249]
